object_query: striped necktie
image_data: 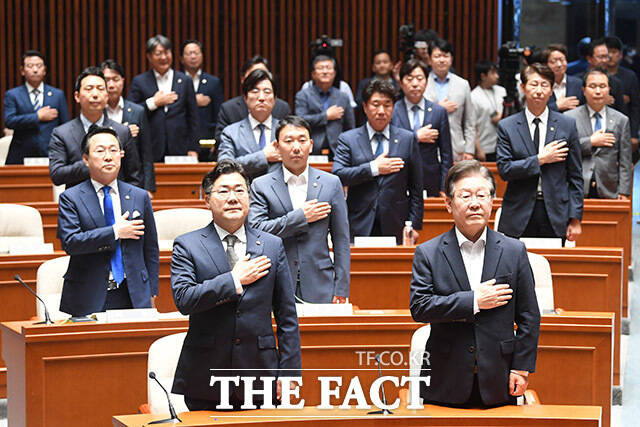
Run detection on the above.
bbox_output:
[32,88,41,110]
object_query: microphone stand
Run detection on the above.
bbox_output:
[14,274,53,325]
[148,371,182,424]
[368,354,393,415]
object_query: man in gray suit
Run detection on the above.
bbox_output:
[425,39,475,161]
[249,116,350,303]
[565,68,632,199]
[294,55,355,156]
[217,69,282,179]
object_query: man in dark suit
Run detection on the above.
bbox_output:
[410,160,540,407]
[583,39,626,115]
[171,159,301,410]
[217,70,282,179]
[4,50,70,164]
[543,44,583,112]
[249,116,350,303]
[57,126,159,316]
[355,49,399,108]
[392,58,452,197]
[497,63,583,240]
[214,55,291,145]
[128,34,199,161]
[295,55,355,155]
[49,67,142,189]
[332,78,423,244]
[101,59,156,195]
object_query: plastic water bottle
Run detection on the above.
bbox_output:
[402,221,414,246]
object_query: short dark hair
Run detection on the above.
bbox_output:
[414,29,440,44]
[241,55,270,76]
[146,34,172,54]
[241,69,277,97]
[582,67,610,87]
[444,160,496,198]
[312,55,337,71]
[202,159,249,194]
[22,50,46,65]
[474,60,498,81]
[181,39,203,55]
[542,44,568,63]
[74,66,106,92]
[399,58,429,80]
[428,38,454,56]
[362,78,397,103]
[100,59,125,77]
[81,126,120,155]
[373,49,392,60]
[586,38,607,58]
[275,115,312,141]
[604,36,623,52]
[520,63,554,86]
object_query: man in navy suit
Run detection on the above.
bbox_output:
[295,55,355,155]
[497,63,583,240]
[128,34,199,161]
[410,160,539,407]
[57,126,159,316]
[4,50,69,164]
[49,67,142,189]
[249,116,350,303]
[392,58,452,197]
[171,159,301,410]
[333,78,423,244]
[101,60,156,195]
[218,70,282,179]
[543,44,583,112]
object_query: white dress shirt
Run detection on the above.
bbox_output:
[189,69,202,92]
[248,114,273,148]
[79,113,106,133]
[524,107,549,194]
[587,104,607,132]
[455,226,487,314]
[552,75,567,101]
[146,68,174,112]
[214,223,247,295]
[405,97,426,130]
[470,85,507,154]
[366,122,390,177]
[25,81,44,108]
[106,96,125,124]
[283,166,309,211]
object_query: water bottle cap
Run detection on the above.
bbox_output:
[405,221,413,227]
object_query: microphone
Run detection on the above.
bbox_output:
[367,353,393,415]
[147,371,182,424]
[14,274,53,325]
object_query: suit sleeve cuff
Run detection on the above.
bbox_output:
[473,291,480,314]
[369,160,379,176]
[112,225,119,240]
[146,97,158,111]
[231,271,243,294]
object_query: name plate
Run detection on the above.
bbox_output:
[103,308,159,323]
[199,139,216,148]
[164,155,198,164]
[353,236,397,248]
[296,303,352,317]
[309,155,329,163]
[520,237,568,249]
[8,242,54,255]
[23,157,49,166]
[158,239,174,251]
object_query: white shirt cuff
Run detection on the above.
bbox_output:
[231,271,243,295]
[473,291,480,314]
[146,97,158,111]
[112,225,119,240]
[369,160,379,177]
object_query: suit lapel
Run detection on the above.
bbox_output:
[480,229,503,283]
[147,70,159,93]
[122,100,133,124]
[245,226,264,258]
[576,106,593,138]
[271,167,294,212]
[397,99,411,129]
[19,85,32,109]
[78,180,105,228]
[118,181,134,218]
[358,126,375,162]
[198,73,207,94]
[515,111,536,156]
[425,75,437,101]
[386,125,400,158]
[42,85,52,108]
[422,100,435,126]
[441,228,471,291]
[306,167,323,200]
[545,112,559,145]
[240,118,260,152]
[200,223,229,274]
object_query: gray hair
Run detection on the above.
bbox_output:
[444,160,496,198]
[146,34,172,53]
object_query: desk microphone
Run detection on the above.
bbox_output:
[14,274,53,325]
[148,371,182,424]
[367,353,393,415]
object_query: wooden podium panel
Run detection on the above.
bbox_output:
[0,165,53,203]
[1,311,613,427]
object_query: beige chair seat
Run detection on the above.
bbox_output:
[153,208,212,250]
[36,256,70,321]
[147,332,188,414]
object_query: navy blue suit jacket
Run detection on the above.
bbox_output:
[391,98,452,195]
[121,100,156,192]
[410,227,540,406]
[57,180,159,316]
[194,72,224,140]
[547,74,583,112]
[4,84,70,163]
[332,124,424,243]
[496,110,583,238]
[127,70,199,161]
[214,96,291,143]
[170,223,301,403]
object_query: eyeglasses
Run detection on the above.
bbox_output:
[92,147,122,157]
[210,187,248,199]
[24,63,45,70]
[455,191,492,203]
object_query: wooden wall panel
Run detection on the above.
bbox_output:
[0,0,498,129]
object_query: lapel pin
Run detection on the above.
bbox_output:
[313,182,318,188]
[177,78,182,83]
[427,107,432,112]
[256,240,261,246]
[202,78,207,84]
[394,139,398,144]
[127,107,132,112]
[550,127,554,131]
[125,195,130,200]
[47,91,52,96]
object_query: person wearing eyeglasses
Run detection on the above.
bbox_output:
[57,126,159,316]
[583,38,626,115]
[4,50,70,164]
[542,44,583,112]
[170,159,301,410]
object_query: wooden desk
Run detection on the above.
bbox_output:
[1,311,613,427]
[113,405,602,426]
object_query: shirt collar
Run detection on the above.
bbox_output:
[313,83,333,96]
[455,226,487,249]
[107,97,125,112]
[25,81,44,94]
[405,97,425,111]
[283,165,309,185]
[90,178,118,195]
[524,106,549,126]
[214,223,247,245]
[153,68,173,81]
[432,71,451,84]
[366,122,390,141]
[587,104,605,117]
[248,114,273,130]
[80,113,106,132]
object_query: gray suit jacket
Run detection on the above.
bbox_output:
[217,116,280,179]
[425,72,475,158]
[248,166,350,303]
[565,105,632,198]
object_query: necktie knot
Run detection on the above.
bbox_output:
[533,117,541,126]
[411,105,420,113]
[32,88,40,96]
[257,123,265,132]
[102,185,110,196]
[224,234,238,247]
[224,234,239,269]
[594,112,601,120]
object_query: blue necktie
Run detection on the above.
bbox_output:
[257,124,266,149]
[321,92,330,111]
[32,88,41,111]
[102,186,125,284]
[594,112,602,132]
[374,133,384,157]
[412,105,421,133]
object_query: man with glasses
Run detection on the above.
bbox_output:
[410,160,540,407]
[171,159,301,410]
[542,44,583,112]
[4,50,69,164]
[584,38,625,114]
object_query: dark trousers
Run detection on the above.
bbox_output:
[522,199,559,238]
[484,152,497,162]
[426,373,516,408]
[185,395,244,411]
[102,281,133,311]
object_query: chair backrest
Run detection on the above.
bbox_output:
[147,332,188,414]
[493,207,502,231]
[408,324,431,406]
[527,252,554,313]
[153,208,212,249]
[36,256,70,321]
[0,204,45,252]
[0,135,11,165]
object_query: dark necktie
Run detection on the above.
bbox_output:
[532,117,541,152]
[257,124,266,149]
[412,105,421,133]
[32,88,41,110]
[224,234,239,269]
[374,133,384,157]
[102,186,125,284]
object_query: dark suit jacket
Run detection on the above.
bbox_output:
[579,71,626,119]
[49,117,142,189]
[547,74,583,112]
[4,84,70,164]
[193,71,224,140]
[170,223,301,403]
[410,228,540,406]
[295,84,355,154]
[57,180,159,316]
[332,124,423,243]
[120,100,156,192]
[391,98,452,195]
[248,166,350,303]
[496,110,583,238]
[614,66,640,137]
[214,96,291,143]
[127,69,199,161]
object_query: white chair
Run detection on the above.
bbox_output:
[153,208,212,250]
[527,252,555,313]
[0,135,11,165]
[147,332,188,414]
[0,204,45,253]
[36,256,70,321]
[493,207,502,231]
[408,324,431,406]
